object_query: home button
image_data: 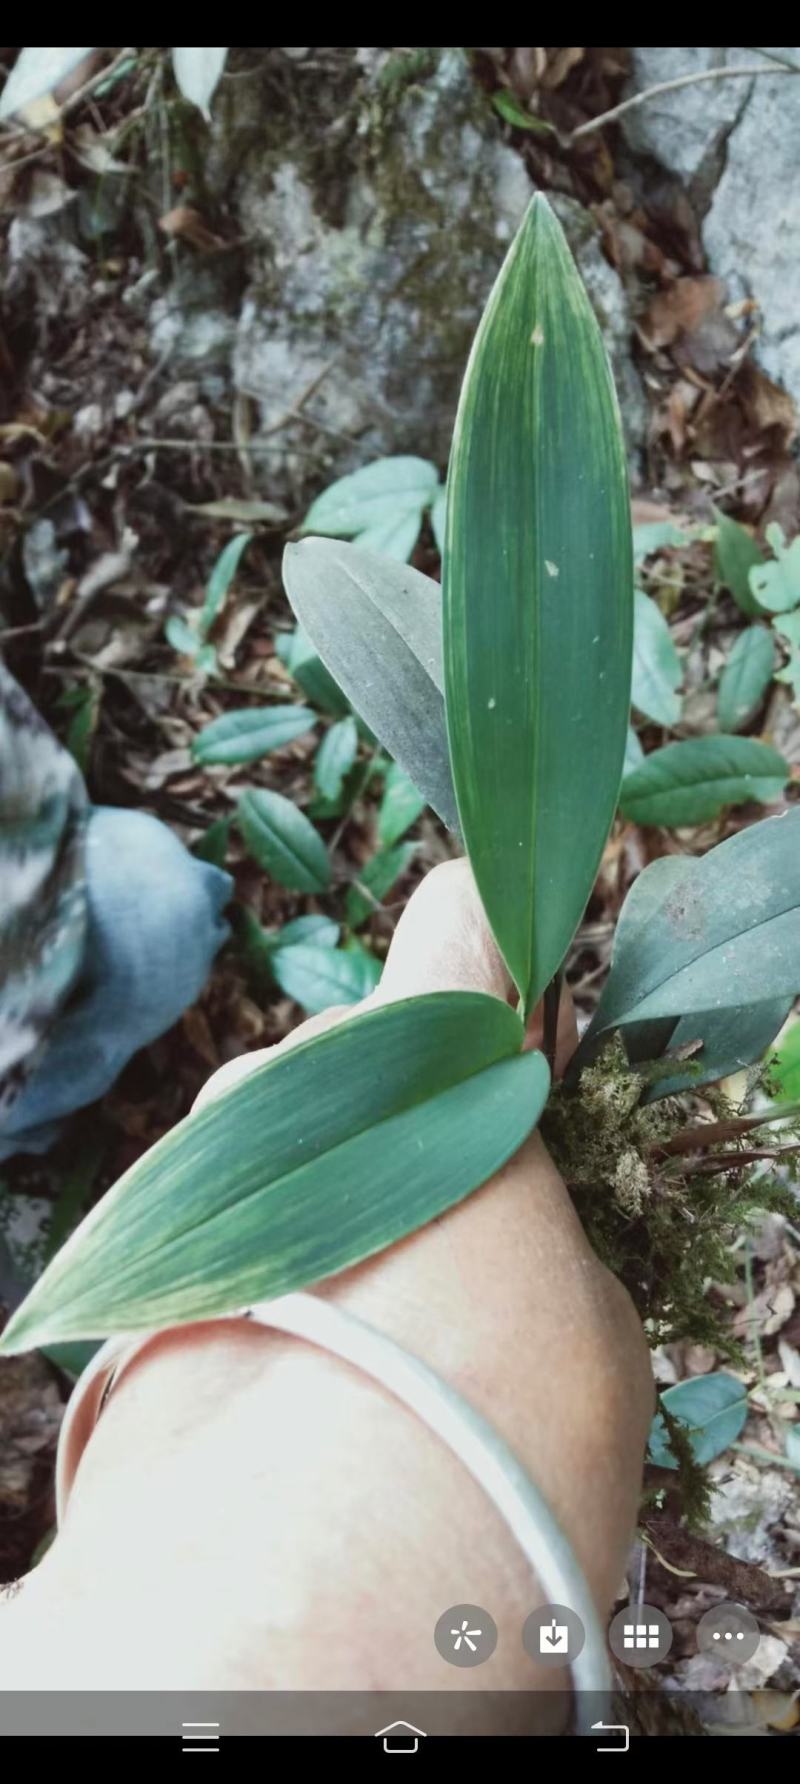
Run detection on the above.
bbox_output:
[375,1720,427,1754]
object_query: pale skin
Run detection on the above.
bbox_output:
[0,861,654,1725]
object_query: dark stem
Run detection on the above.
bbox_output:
[543,970,563,1074]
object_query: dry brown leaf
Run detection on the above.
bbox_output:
[639,277,724,351]
[737,361,799,449]
[542,46,585,89]
[158,207,225,252]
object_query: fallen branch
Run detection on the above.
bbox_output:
[567,62,795,146]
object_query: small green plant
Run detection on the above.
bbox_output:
[165,533,252,674]
[4,198,800,1543]
[300,454,446,563]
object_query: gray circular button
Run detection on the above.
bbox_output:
[697,1601,760,1665]
[608,1603,673,1667]
[522,1604,586,1666]
[434,1603,497,1667]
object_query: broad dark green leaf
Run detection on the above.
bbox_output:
[717,625,774,732]
[0,993,549,1350]
[443,193,633,1015]
[314,715,359,801]
[648,1374,748,1469]
[275,624,350,717]
[199,532,252,639]
[576,808,800,1061]
[631,590,682,726]
[713,508,764,618]
[192,704,315,765]
[271,941,381,1012]
[620,735,787,828]
[238,788,330,892]
[283,538,457,830]
[301,456,439,537]
[378,761,426,847]
[346,842,416,929]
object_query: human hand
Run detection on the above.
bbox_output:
[1,861,653,1708]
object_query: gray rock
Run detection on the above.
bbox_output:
[621,47,751,190]
[226,48,645,490]
[621,47,800,411]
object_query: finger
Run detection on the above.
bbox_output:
[367,857,511,1004]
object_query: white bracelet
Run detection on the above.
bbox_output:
[56,1290,612,1728]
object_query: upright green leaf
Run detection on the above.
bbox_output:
[620,735,787,827]
[283,539,457,830]
[717,625,774,731]
[0,994,549,1350]
[346,843,416,929]
[443,193,633,1015]
[193,704,315,765]
[631,590,682,727]
[575,808,800,1061]
[238,789,330,893]
[713,508,764,617]
[378,761,426,847]
[314,716,359,801]
[199,532,252,639]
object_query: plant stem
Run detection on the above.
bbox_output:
[567,63,794,145]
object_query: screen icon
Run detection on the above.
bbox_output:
[375,1720,426,1754]
[181,1721,220,1753]
[608,1604,673,1667]
[696,1601,760,1664]
[434,1602,498,1666]
[591,1720,630,1753]
[522,1603,586,1665]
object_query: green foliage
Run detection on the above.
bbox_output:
[346,843,416,929]
[301,456,444,563]
[491,90,551,133]
[544,1035,798,1348]
[0,995,549,1349]
[766,1017,800,1100]
[713,508,764,617]
[192,817,231,868]
[444,193,633,1015]
[378,761,426,847]
[270,940,381,1011]
[166,533,252,674]
[238,789,330,893]
[620,735,788,827]
[749,522,800,613]
[648,1374,748,1469]
[576,811,800,1073]
[275,624,350,717]
[716,625,774,731]
[631,590,682,726]
[314,716,359,801]
[193,704,315,765]
[284,540,457,829]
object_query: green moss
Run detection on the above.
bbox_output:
[543,1034,799,1352]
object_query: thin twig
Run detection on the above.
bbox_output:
[567,63,795,145]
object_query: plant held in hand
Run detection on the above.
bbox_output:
[3,193,798,1364]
